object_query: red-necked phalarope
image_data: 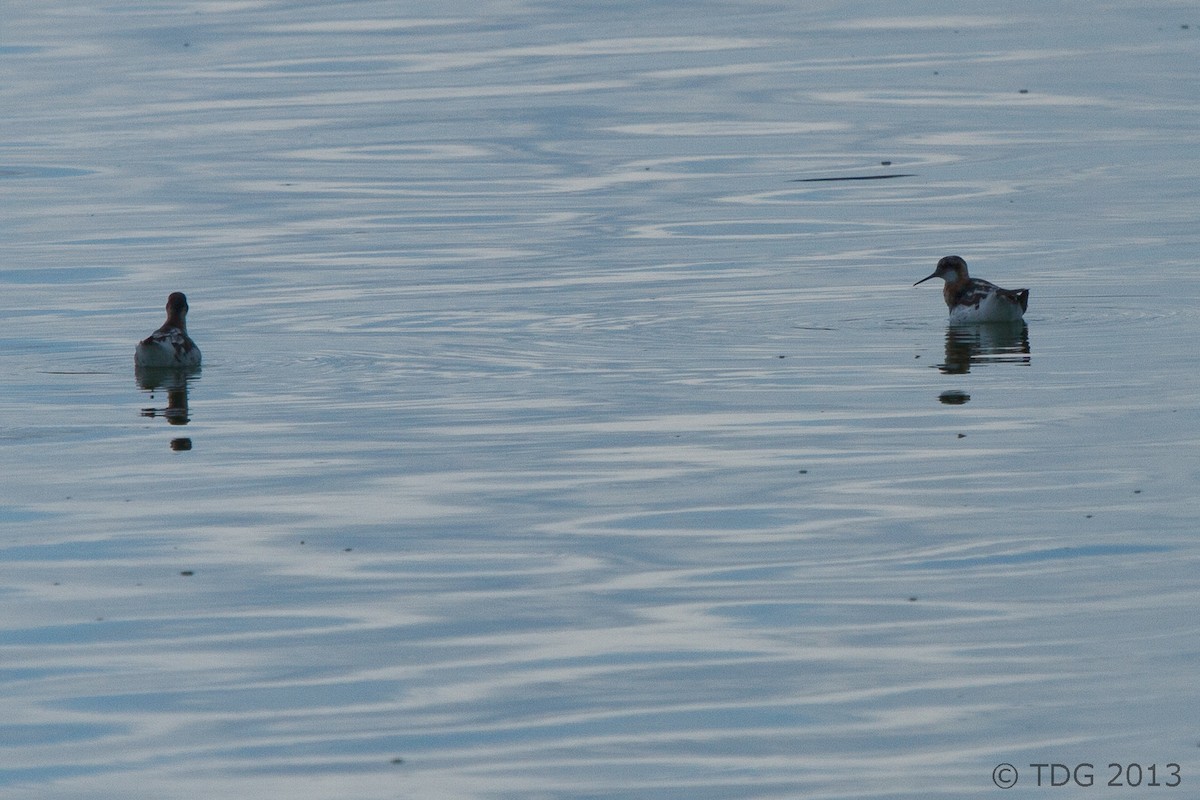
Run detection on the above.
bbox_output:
[134,292,201,368]
[914,255,1029,323]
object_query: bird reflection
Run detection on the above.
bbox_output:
[136,365,200,426]
[938,322,1030,374]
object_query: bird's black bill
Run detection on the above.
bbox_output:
[913,272,938,286]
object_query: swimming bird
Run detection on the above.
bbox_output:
[134,292,201,368]
[914,255,1029,323]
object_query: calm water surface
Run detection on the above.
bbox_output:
[3,2,1200,798]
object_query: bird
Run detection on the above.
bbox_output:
[134,292,201,368]
[914,255,1029,323]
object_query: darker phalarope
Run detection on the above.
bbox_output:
[134,292,201,368]
[914,255,1029,323]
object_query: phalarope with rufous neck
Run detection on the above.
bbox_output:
[914,255,1029,323]
[134,292,201,368]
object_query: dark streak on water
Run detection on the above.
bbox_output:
[791,173,916,182]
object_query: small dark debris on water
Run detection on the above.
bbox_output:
[956,433,966,439]
[881,160,892,166]
[798,469,808,474]
[180,570,194,576]
[390,757,405,765]
[1018,89,1029,94]
[908,596,918,602]
[778,354,786,359]
[939,390,970,405]
[1133,489,1142,494]
[344,548,353,552]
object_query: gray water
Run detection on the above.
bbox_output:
[3,2,1200,798]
